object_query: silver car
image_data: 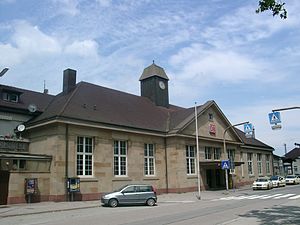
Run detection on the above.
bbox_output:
[285,175,300,185]
[101,184,157,207]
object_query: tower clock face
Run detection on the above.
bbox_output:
[159,81,165,90]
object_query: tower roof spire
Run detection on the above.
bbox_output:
[139,62,169,81]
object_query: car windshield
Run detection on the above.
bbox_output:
[270,176,278,180]
[286,175,296,178]
[256,178,268,182]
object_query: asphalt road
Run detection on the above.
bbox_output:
[1,185,300,225]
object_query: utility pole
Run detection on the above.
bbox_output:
[195,102,201,200]
[223,121,249,191]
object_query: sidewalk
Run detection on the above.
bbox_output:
[0,186,251,218]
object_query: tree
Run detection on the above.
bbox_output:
[256,0,287,19]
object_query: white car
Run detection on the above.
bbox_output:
[270,175,286,187]
[285,175,300,185]
[252,177,273,190]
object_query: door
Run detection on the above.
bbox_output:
[216,169,221,187]
[206,169,213,188]
[0,170,10,205]
[120,185,138,204]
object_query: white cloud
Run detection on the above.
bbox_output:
[64,40,100,59]
[169,44,267,84]
[12,21,61,54]
[51,0,80,16]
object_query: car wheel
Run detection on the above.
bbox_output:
[146,198,156,206]
[108,199,118,208]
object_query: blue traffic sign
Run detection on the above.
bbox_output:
[268,112,281,124]
[221,160,230,170]
[244,123,253,133]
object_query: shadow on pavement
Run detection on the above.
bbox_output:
[239,205,300,225]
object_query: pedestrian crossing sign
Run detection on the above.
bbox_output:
[221,160,230,170]
[268,112,281,124]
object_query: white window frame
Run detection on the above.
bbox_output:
[257,153,262,175]
[240,152,244,177]
[186,145,196,175]
[247,153,253,175]
[76,136,93,177]
[266,154,271,174]
[144,143,156,176]
[205,147,212,160]
[213,147,221,160]
[114,140,127,177]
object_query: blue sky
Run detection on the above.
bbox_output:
[0,0,299,156]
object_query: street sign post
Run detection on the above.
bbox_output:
[221,160,230,191]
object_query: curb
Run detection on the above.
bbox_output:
[0,205,100,218]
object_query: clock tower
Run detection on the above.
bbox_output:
[139,62,169,108]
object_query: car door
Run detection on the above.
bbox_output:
[120,185,137,204]
[136,185,154,203]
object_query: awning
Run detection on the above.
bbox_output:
[199,160,244,167]
[0,153,52,160]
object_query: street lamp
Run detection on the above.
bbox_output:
[223,121,249,191]
[195,103,201,200]
[0,68,9,77]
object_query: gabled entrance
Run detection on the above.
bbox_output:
[0,170,10,205]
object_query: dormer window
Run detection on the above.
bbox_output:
[2,92,19,102]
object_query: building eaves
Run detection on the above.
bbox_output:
[284,148,300,160]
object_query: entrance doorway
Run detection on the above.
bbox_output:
[0,170,10,205]
[205,168,225,190]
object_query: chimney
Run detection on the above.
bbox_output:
[63,68,76,94]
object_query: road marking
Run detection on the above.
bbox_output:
[289,195,300,199]
[212,193,300,201]
[274,194,296,199]
[260,194,283,199]
[160,200,195,203]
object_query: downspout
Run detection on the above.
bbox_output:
[65,124,69,201]
[164,137,169,193]
[164,112,170,193]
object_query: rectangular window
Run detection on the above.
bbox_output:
[294,166,298,173]
[227,149,235,169]
[247,153,253,175]
[213,147,221,160]
[76,137,93,176]
[144,143,155,176]
[205,147,212,160]
[240,152,244,177]
[266,154,271,174]
[114,140,127,176]
[257,153,262,175]
[186,145,196,175]
[227,149,235,161]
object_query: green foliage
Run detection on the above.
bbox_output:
[256,0,287,19]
